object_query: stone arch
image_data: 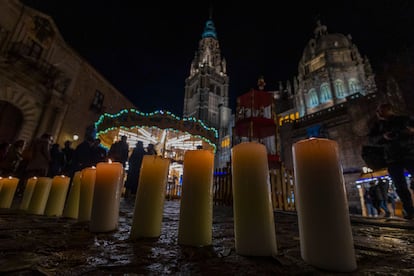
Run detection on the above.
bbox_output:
[0,86,41,143]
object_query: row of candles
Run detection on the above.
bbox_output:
[0,138,357,272]
[0,169,96,219]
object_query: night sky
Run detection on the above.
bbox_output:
[20,0,414,116]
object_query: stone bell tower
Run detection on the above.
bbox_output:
[183,17,230,131]
[183,14,232,168]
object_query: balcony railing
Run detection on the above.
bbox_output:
[7,42,62,89]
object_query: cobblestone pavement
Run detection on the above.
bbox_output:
[0,198,414,275]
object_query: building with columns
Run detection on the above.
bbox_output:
[278,21,405,213]
[293,20,377,117]
[0,0,135,147]
[183,18,232,168]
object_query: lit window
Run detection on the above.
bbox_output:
[221,136,230,148]
[90,90,104,112]
[349,78,359,94]
[335,80,345,98]
[308,89,318,107]
[320,83,331,102]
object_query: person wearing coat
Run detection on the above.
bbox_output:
[124,141,146,197]
[368,103,414,219]
[26,133,52,177]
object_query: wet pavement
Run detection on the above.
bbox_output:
[1,198,414,275]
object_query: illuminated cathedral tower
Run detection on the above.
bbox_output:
[183,16,232,168]
[183,18,230,131]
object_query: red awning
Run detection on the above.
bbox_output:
[237,89,273,109]
[234,117,276,138]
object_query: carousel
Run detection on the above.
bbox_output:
[94,109,218,196]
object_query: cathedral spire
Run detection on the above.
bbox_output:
[183,10,228,131]
[202,2,217,39]
[202,19,217,39]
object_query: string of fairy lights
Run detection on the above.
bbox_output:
[93,109,221,189]
[94,108,218,152]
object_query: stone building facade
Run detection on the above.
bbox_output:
[279,93,381,213]
[0,0,135,147]
[278,22,406,213]
[293,21,377,117]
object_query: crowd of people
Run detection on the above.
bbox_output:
[0,133,159,199]
[367,102,414,219]
[364,178,398,217]
[0,134,108,194]
[110,136,158,198]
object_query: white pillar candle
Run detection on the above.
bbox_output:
[19,177,38,210]
[178,149,214,246]
[0,176,19,208]
[292,138,357,272]
[44,175,71,217]
[27,177,53,215]
[90,160,123,232]
[114,169,125,222]
[78,167,96,222]
[231,142,277,256]
[62,171,82,219]
[130,155,170,240]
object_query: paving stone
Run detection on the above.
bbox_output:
[0,199,414,275]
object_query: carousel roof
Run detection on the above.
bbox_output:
[94,109,219,152]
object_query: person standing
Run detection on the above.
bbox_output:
[26,133,52,177]
[387,187,398,216]
[364,187,378,217]
[48,143,64,177]
[73,136,95,172]
[91,138,107,166]
[124,141,146,198]
[368,103,414,219]
[0,142,10,163]
[146,143,157,155]
[0,139,25,177]
[377,178,391,217]
[108,135,129,167]
[62,140,75,178]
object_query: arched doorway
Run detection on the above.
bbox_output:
[0,100,23,143]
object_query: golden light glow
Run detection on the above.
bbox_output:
[221,136,230,148]
[278,112,299,126]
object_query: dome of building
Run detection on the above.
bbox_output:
[294,20,377,118]
[301,21,352,62]
[317,33,351,50]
